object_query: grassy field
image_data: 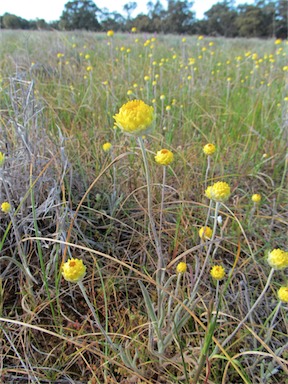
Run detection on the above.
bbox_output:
[0,30,287,383]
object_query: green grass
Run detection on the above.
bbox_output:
[0,30,287,383]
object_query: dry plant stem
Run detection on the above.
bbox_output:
[217,268,276,351]
[77,280,117,352]
[138,137,163,276]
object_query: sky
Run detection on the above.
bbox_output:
[0,0,255,22]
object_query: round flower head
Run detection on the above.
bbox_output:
[210,265,225,280]
[0,152,5,167]
[107,30,114,37]
[203,143,216,156]
[62,258,86,283]
[102,142,112,152]
[267,249,288,270]
[277,286,288,303]
[252,194,261,203]
[1,202,11,214]
[176,262,187,274]
[199,226,213,239]
[113,100,154,135]
[210,181,231,202]
[155,149,174,165]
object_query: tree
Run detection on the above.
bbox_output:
[100,11,125,31]
[236,5,265,37]
[163,0,195,34]
[275,0,288,38]
[2,13,30,29]
[204,1,238,37]
[123,2,137,20]
[59,0,101,30]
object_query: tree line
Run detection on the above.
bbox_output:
[1,0,287,38]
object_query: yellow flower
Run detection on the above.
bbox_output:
[205,186,213,199]
[176,262,187,274]
[155,149,174,165]
[277,286,288,302]
[0,152,5,166]
[199,226,213,239]
[62,258,86,283]
[210,265,225,280]
[102,142,112,152]
[131,27,137,33]
[113,100,154,135]
[209,181,231,202]
[267,249,288,270]
[203,143,216,155]
[274,39,282,45]
[1,202,11,214]
[252,194,261,203]
[107,30,114,37]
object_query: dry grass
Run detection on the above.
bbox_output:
[0,30,287,383]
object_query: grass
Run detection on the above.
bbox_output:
[0,29,287,383]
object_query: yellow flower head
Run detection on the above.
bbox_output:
[277,286,288,303]
[209,181,231,202]
[0,152,5,166]
[176,262,187,274]
[102,142,112,152]
[131,27,137,33]
[205,186,213,199]
[203,143,216,155]
[1,202,11,214]
[107,30,114,37]
[210,265,225,280]
[199,226,213,239]
[252,193,261,203]
[267,249,288,270]
[62,258,86,283]
[155,149,174,166]
[113,100,154,135]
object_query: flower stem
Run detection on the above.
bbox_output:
[204,155,211,189]
[192,202,220,296]
[138,137,163,275]
[159,165,166,237]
